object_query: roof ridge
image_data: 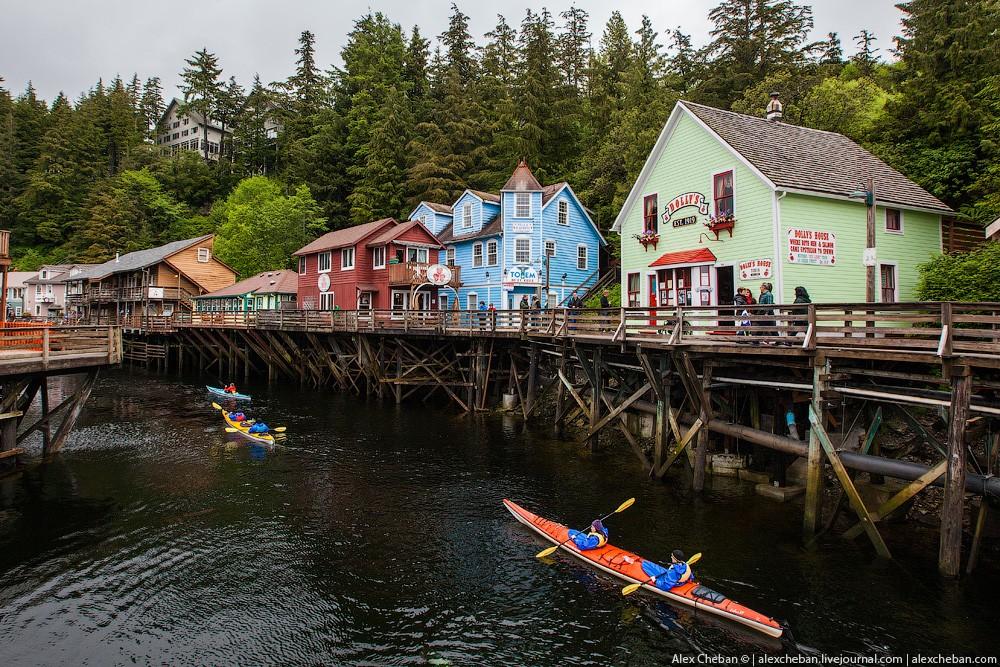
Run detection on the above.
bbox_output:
[680,100,849,139]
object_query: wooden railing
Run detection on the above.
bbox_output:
[0,324,122,370]
[82,285,194,303]
[387,262,462,287]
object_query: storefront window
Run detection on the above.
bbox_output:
[627,273,640,307]
[714,171,734,217]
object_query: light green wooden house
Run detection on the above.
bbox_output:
[612,99,954,308]
[193,269,298,312]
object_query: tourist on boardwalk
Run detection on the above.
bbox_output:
[568,519,609,551]
[488,302,497,328]
[758,283,775,338]
[519,295,530,310]
[478,301,487,329]
[734,290,751,335]
[599,289,611,309]
[792,286,811,332]
[567,290,584,331]
[641,550,695,590]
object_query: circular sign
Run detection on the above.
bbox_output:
[317,273,331,292]
[426,264,453,286]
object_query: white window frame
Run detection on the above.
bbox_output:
[878,261,900,303]
[341,247,355,270]
[320,292,335,310]
[463,203,473,229]
[372,246,386,269]
[486,240,498,266]
[884,208,904,235]
[318,251,332,273]
[446,247,456,266]
[557,200,569,226]
[515,192,531,218]
[473,242,484,268]
[544,240,556,257]
[515,237,531,264]
[467,292,478,310]
[406,247,429,264]
[298,256,306,275]
[577,244,588,271]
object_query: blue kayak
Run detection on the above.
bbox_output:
[206,385,252,401]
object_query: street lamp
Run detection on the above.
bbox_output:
[849,177,877,302]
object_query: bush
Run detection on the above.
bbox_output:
[916,242,1000,302]
[585,283,621,308]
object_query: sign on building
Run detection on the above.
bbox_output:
[738,258,773,280]
[148,287,164,299]
[503,266,541,286]
[425,264,453,286]
[662,192,709,222]
[787,228,836,265]
[511,222,534,233]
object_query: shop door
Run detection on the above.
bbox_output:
[716,266,735,326]
[647,275,657,326]
[675,268,692,306]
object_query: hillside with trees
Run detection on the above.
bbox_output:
[1,0,997,277]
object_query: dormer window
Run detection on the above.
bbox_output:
[197,247,211,263]
[515,192,531,218]
[558,200,569,225]
[462,203,472,228]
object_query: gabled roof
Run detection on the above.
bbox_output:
[5,271,37,288]
[613,100,953,231]
[158,98,227,133]
[409,201,454,219]
[986,216,1000,240]
[293,219,397,256]
[71,235,217,281]
[438,214,504,244]
[365,220,444,248]
[650,248,717,267]
[502,159,543,192]
[468,189,501,204]
[542,182,567,205]
[193,269,298,299]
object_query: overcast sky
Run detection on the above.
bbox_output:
[2,0,906,103]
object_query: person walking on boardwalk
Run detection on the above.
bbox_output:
[641,550,695,590]
[758,282,775,339]
[599,289,611,309]
[568,519,609,551]
[792,286,811,333]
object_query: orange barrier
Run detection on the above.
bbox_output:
[0,321,53,351]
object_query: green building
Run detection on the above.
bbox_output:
[193,269,298,313]
[612,99,953,308]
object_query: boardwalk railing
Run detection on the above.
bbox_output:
[101,302,1000,359]
[0,324,122,370]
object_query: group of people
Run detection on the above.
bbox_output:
[568,520,694,592]
[733,283,811,339]
[222,382,271,434]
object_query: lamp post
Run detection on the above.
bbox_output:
[850,177,877,302]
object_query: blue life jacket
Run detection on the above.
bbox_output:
[641,559,694,590]
[568,525,609,551]
[248,422,269,434]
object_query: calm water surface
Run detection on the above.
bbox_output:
[0,369,997,665]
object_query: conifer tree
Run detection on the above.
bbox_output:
[558,7,591,92]
[819,32,844,65]
[179,48,223,162]
[852,30,879,77]
[140,77,165,141]
[287,30,326,117]
[472,15,520,188]
[0,79,17,232]
[234,75,275,176]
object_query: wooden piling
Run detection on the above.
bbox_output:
[939,365,971,577]
[587,347,602,451]
[803,355,829,541]
[693,360,712,491]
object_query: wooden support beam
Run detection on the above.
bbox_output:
[808,404,891,558]
[803,356,829,542]
[581,380,651,441]
[557,369,589,415]
[693,361,712,491]
[588,347,603,451]
[655,416,703,478]
[47,369,99,456]
[939,365,971,577]
[967,432,999,574]
[554,345,568,436]
[843,459,947,540]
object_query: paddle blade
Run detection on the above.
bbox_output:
[687,552,702,565]
[272,427,286,433]
[615,497,636,514]
[535,545,560,559]
[225,427,239,433]
[621,582,644,596]
[212,402,222,411]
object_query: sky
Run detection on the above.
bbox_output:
[1,0,906,103]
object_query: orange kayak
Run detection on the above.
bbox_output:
[504,499,784,639]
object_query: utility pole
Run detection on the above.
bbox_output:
[865,176,876,303]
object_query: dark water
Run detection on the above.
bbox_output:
[1,369,998,665]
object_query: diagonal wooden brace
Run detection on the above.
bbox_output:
[842,459,947,541]
[655,416,702,478]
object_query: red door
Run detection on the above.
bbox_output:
[648,274,657,326]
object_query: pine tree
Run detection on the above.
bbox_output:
[179,48,223,162]
[440,4,477,84]
[473,15,520,188]
[665,29,702,94]
[107,76,142,174]
[558,7,591,92]
[215,76,245,166]
[404,26,431,106]
[287,30,326,117]
[818,32,844,65]
[0,79,17,233]
[234,75,275,176]
[852,30,879,76]
[140,77,165,141]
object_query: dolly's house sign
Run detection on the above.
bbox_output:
[787,228,836,265]
[661,192,710,223]
[739,258,773,280]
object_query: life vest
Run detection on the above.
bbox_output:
[676,562,692,583]
[586,530,608,548]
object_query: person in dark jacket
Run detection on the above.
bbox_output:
[792,286,811,331]
[758,282,775,339]
[599,289,611,309]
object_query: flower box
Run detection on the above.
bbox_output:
[633,232,660,251]
[705,215,735,240]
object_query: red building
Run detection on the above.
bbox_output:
[293,218,460,311]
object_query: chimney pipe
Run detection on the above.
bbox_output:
[115,252,120,263]
[766,92,783,121]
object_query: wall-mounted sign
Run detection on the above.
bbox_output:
[317,272,331,292]
[787,228,836,265]
[862,247,877,267]
[662,192,709,222]
[148,287,164,299]
[425,264,453,286]
[503,266,541,286]
[672,215,697,228]
[739,258,773,280]
[511,222,534,233]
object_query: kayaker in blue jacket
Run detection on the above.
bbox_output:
[641,550,695,590]
[568,519,609,550]
[228,411,247,422]
[248,422,269,434]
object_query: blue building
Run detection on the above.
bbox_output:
[409,161,606,310]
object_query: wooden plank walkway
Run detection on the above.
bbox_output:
[0,325,123,377]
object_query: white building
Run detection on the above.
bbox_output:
[156,98,231,160]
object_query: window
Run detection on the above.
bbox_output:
[420,213,429,227]
[183,118,189,125]
[558,200,569,226]
[182,129,189,137]
[577,245,588,270]
[40,270,48,279]
[467,293,478,310]
[318,251,332,273]
[342,247,355,270]
[298,257,306,275]
[515,237,530,264]
[487,240,498,266]
[714,171,734,217]
[446,247,456,266]
[880,264,897,303]
[407,247,428,263]
[172,121,180,128]
[463,203,472,228]
[699,266,711,287]
[473,243,483,267]
[172,132,179,140]
[627,272,641,307]
[885,208,902,233]
[544,240,556,257]
[643,195,658,233]
[197,247,210,263]
[320,292,335,310]
[515,192,531,218]
[372,246,386,269]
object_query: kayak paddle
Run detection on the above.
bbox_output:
[224,426,286,433]
[621,552,702,596]
[535,497,636,559]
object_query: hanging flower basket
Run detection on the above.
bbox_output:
[705,215,736,241]
[633,231,660,251]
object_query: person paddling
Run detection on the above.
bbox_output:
[224,382,238,394]
[228,411,247,422]
[247,421,270,434]
[567,519,609,551]
[641,549,695,590]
